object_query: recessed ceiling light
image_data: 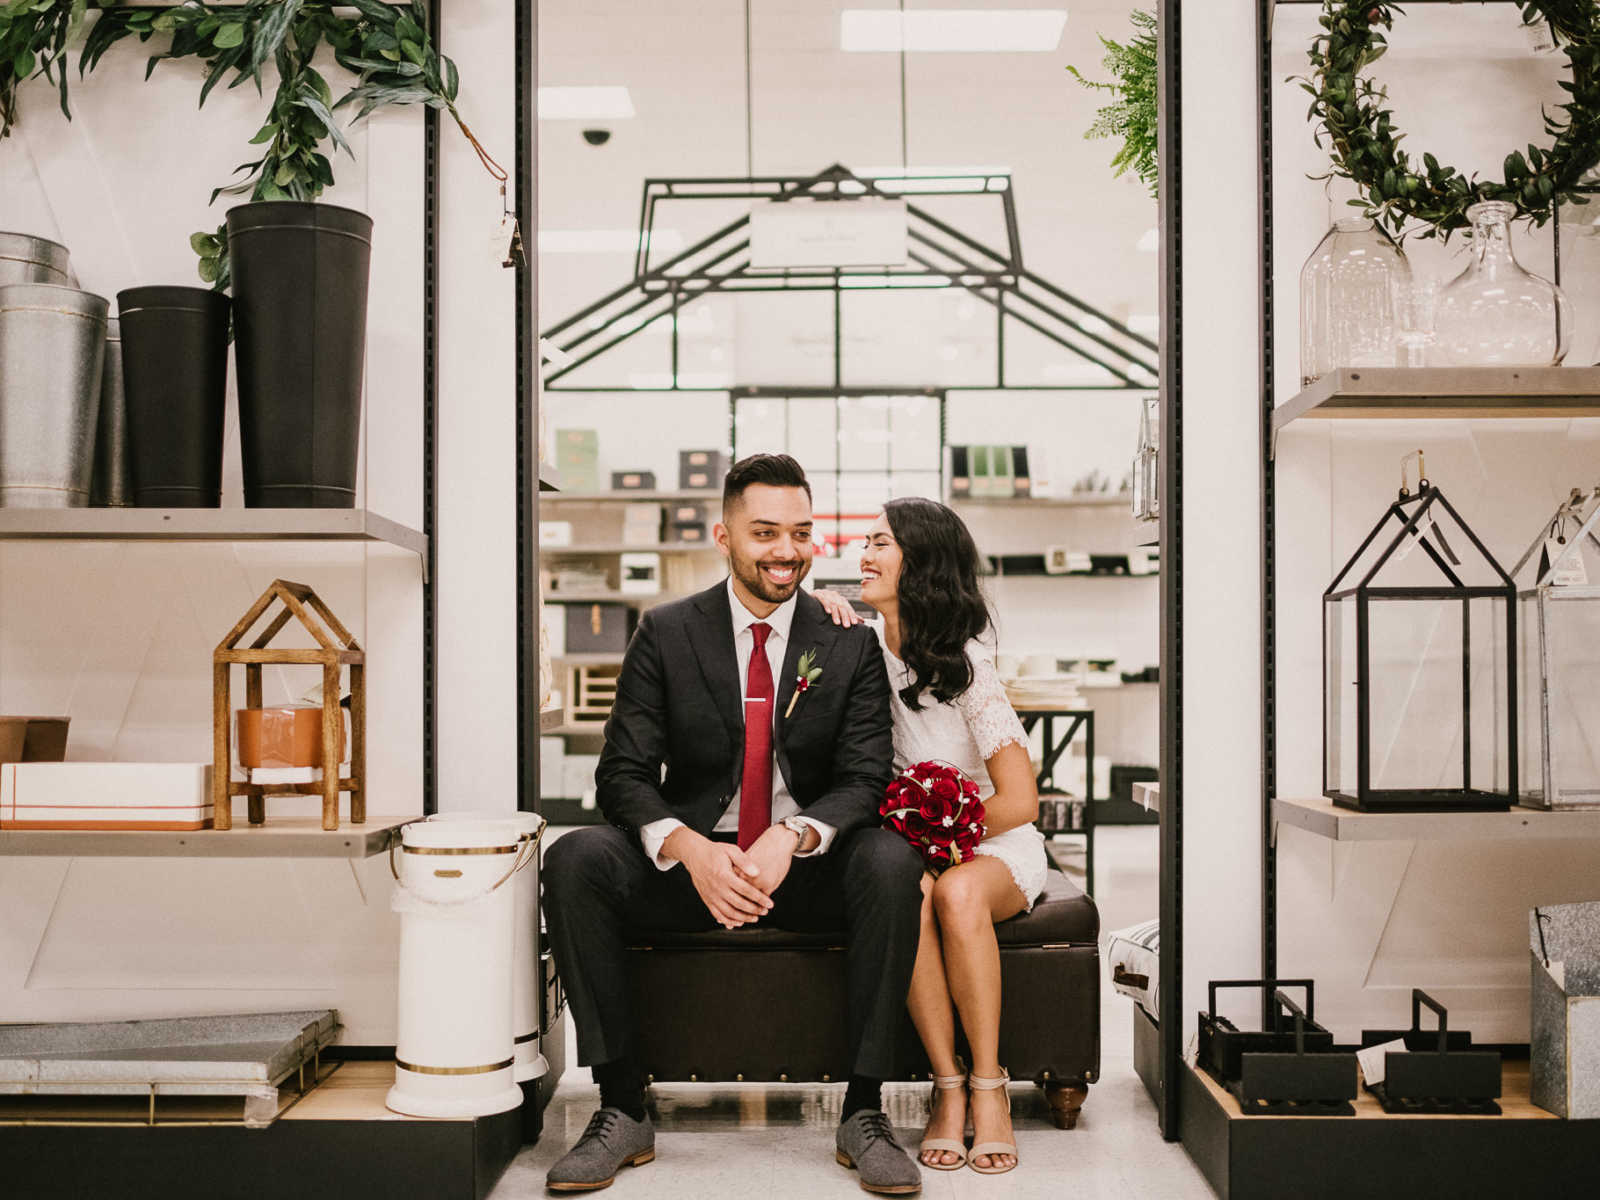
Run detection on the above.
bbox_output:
[538,87,635,120]
[1137,227,1159,253]
[538,229,684,255]
[841,9,1067,53]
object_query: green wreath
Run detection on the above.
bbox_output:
[1303,1,1600,238]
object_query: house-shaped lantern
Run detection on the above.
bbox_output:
[1324,468,1517,813]
[213,579,365,831]
[1512,487,1600,810]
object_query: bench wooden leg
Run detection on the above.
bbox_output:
[1043,1081,1088,1129]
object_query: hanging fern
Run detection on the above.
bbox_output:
[1068,9,1158,200]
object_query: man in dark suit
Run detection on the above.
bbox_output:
[543,454,925,1194]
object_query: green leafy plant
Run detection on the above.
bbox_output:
[1301,1,1600,240]
[1,1,503,285]
[1068,9,1158,200]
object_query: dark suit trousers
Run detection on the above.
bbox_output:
[542,823,924,1079]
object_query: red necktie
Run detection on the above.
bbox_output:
[738,621,774,851]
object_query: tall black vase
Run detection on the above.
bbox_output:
[227,202,372,508]
[116,287,230,508]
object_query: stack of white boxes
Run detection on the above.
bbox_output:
[621,503,662,546]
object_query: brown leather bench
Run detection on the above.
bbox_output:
[623,864,1099,1128]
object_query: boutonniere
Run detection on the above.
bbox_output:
[785,649,823,718]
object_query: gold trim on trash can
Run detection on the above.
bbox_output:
[395,1056,516,1076]
[402,843,521,856]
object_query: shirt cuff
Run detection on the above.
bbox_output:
[792,816,836,857]
[640,817,686,870]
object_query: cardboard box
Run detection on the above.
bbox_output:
[1,762,213,830]
[678,449,729,491]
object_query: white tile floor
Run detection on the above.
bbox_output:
[494,826,1212,1199]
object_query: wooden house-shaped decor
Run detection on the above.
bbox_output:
[213,579,365,831]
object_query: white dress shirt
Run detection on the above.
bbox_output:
[638,578,838,870]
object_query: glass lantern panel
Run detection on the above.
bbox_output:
[1518,592,1546,804]
[1366,598,1466,793]
[1466,595,1512,797]
[1325,595,1359,798]
[1544,590,1600,807]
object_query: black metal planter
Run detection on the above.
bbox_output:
[227,202,372,508]
[116,286,231,508]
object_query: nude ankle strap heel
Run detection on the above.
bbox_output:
[919,1072,969,1171]
[966,1069,1017,1175]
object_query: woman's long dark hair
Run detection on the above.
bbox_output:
[883,497,992,710]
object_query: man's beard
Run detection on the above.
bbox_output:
[730,548,810,604]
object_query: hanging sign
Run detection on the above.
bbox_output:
[750,199,909,268]
[1543,539,1590,587]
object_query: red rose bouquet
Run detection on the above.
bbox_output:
[879,761,986,868]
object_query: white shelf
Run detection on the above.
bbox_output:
[544,490,719,504]
[953,493,1131,508]
[1133,782,1161,814]
[1273,367,1600,439]
[1272,795,1600,843]
[0,508,428,557]
[0,815,412,858]
[545,542,719,554]
[555,652,625,666]
[545,590,687,604]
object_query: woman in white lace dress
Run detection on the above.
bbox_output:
[815,498,1045,1176]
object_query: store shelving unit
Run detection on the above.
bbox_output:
[1162,1,1600,1190]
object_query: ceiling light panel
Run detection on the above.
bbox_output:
[841,9,1067,53]
[538,86,635,119]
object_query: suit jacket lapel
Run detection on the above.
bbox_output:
[775,593,839,746]
[685,583,744,739]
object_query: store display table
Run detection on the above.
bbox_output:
[1180,1057,1598,1200]
[1014,705,1096,894]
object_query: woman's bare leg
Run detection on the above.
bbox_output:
[931,857,1028,1170]
[906,872,965,1167]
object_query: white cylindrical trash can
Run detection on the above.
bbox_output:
[427,809,549,1083]
[386,818,538,1118]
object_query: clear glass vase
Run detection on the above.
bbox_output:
[1299,218,1412,386]
[1434,200,1572,367]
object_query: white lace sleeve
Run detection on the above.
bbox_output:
[959,651,1028,760]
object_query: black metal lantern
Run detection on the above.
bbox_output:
[1323,459,1517,813]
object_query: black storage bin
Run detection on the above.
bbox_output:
[565,603,636,655]
[116,286,230,507]
[611,470,656,490]
[678,449,728,490]
[227,201,371,508]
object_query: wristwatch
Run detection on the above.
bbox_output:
[781,815,813,854]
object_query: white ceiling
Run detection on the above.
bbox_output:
[73,1,1161,363]
[535,0,1159,371]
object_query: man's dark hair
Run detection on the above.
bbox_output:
[722,453,811,514]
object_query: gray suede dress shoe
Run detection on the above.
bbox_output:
[835,1109,923,1195]
[546,1107,656,1192]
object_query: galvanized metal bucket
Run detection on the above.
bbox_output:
[91,316,131,506]
[0,283,109,507]
[0,232,70,286]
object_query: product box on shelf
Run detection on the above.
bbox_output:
[539,520,574,547]
[1530,900,1600,1118]
[619,552,662,595]
[678,450,728,491]
[622,502,664,545]
[556,429,600,493]
[610,470,656,491]
[544,604,567,657]
[0,762,213,830]
[565,603,636,654]
[667,521,708,543]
